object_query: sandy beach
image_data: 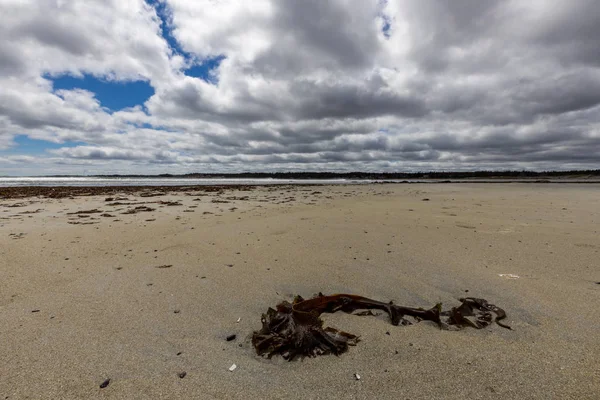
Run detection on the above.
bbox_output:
[1,183,599,399]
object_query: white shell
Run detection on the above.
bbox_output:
[498,274,520,279]
[354,373,361,380]
[229,364,237,372]
[236,317,241,323]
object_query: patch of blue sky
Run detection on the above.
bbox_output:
[130,122,155,129]
[1,135,81,155]
[47,73,155,111]
[126,122,176,132]
[145,0,180,55]
[145,0,225,83]
[184,55,226,83]
[381,17,391,38]
[378,0,392,38]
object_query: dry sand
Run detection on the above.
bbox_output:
[1,183,599,399]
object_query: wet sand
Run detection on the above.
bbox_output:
[1,183,599,399]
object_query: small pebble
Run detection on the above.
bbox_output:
[178,372,187,379]
[99,379,110,389]
[226,334,236,341]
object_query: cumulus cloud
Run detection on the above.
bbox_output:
[0,0,599,174]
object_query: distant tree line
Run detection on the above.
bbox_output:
[88,170,600,179]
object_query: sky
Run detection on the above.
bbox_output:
[0,0,599,175]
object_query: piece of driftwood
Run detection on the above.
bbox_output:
[252,293,511,361]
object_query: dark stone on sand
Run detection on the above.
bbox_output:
[31,309,40,313]
[226,334,236,341]
[99,379,110,389]
[156,264,173,269]
[178,372,187,379]
[422,198,430,201]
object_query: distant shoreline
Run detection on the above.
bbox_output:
[2,169,600,180]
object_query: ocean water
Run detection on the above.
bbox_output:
[0,177,383,187]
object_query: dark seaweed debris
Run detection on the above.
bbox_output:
[252,294,511,361]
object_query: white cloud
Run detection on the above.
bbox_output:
[1,0,176,81]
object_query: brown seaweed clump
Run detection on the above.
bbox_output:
[252,294,511,361]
